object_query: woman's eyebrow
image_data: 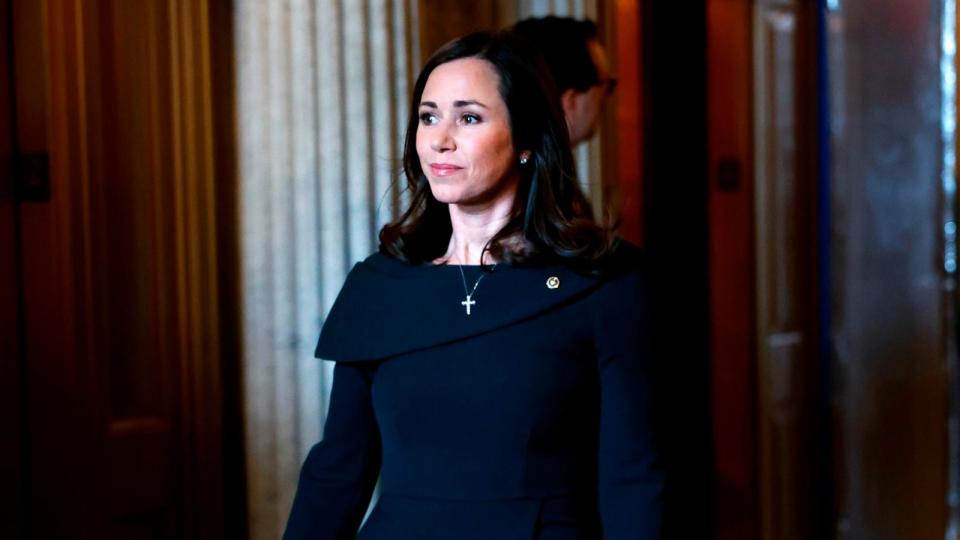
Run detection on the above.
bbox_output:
[418,100,488,109]
[453,100,487,109]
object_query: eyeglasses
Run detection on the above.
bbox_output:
[595,77,618,96]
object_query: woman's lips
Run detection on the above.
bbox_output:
[429,163,463,177]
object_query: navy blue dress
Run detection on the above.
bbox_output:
[284,243,663,539]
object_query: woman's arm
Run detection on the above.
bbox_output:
[593,263,665,539]
[284,362,381,540]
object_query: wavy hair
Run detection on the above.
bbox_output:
[378,30,614,268]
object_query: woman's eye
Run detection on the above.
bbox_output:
[461,113,481,125]
[419,112,438,125]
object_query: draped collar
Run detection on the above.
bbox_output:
[314,252,612,362]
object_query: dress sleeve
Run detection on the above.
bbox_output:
[593,264,665,539]
[284,361,381,540]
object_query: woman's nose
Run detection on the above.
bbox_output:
[429,125,455,153]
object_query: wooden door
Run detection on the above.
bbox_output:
[707,0,820,538]
[12,1,232,537]
[707,0,759,538]
[752,0,820,538]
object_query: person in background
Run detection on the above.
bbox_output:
[512,16,617,147]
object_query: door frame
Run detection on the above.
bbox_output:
[0,0,26,536]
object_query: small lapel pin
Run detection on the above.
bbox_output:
[546,276,560,289]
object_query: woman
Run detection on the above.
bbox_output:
[284,30,663,539]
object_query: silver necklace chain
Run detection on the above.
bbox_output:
[457,264,495,315]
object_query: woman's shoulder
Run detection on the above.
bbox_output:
[602,237,646,272]
[360,250,404,269]
[562,236,647,283]
[351,250,434,279]
[589,238,650,305]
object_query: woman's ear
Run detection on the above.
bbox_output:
[519,150,532,164]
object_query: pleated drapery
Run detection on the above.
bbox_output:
[236,1,418,537]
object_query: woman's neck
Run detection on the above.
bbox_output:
[437,197,515,265]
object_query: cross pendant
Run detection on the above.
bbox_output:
[461,294,476,315]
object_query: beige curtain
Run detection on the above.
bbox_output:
[236,1,418,537]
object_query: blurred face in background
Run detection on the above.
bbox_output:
[563,39,615,145]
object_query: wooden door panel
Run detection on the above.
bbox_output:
[18,0,93,534]
[95,13,180,529]
[18,1,226,537]
[708,0,819,538]
[707,0,758,538]
[753,1,819,538]
[107,420,177,537]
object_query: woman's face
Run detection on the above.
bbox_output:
[416,57,520,208]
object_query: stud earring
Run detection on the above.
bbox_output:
[520,153,530,164]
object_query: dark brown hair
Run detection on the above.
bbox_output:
[378,30,613,267]
[512,16,601,94]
